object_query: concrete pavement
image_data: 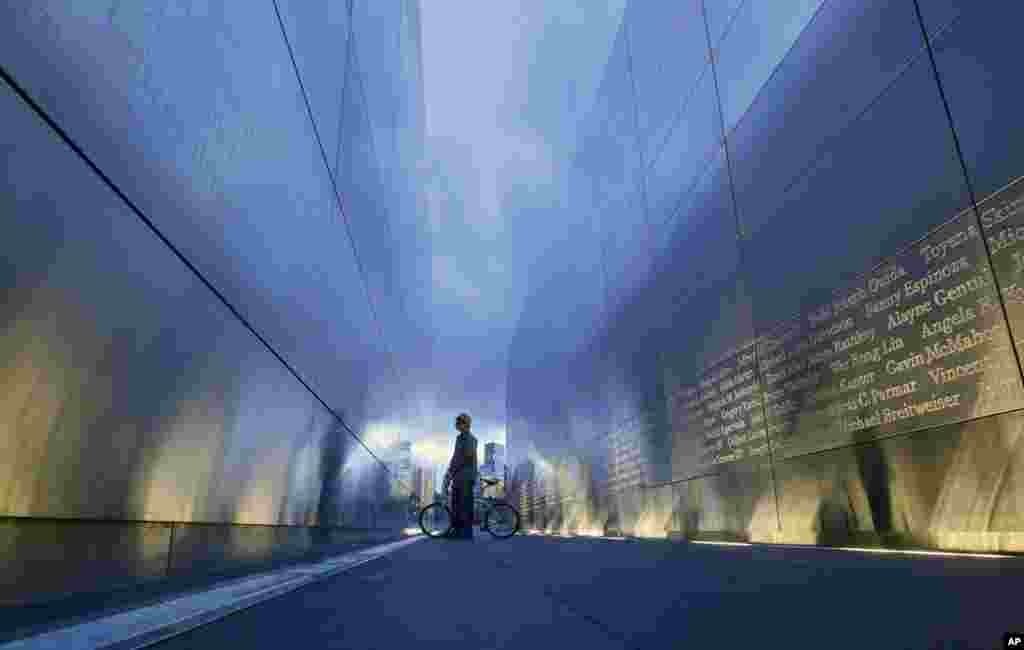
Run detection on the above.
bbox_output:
[6,532,1022,649]
[0,537,425,650]
[148,534,1022,649]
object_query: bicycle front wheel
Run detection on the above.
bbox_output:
[419,502,453,538]
[485,503,520,539]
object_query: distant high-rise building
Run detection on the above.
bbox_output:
[480,442,505,480]
[387,440,413,499]
[410,462,435,508]
[484,442,505,473]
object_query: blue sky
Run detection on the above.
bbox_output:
[408,1,625,465]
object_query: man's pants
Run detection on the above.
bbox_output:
[450,479,474,539]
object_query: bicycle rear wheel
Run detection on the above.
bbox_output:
[485,503,520,539]
[419,502,453,538]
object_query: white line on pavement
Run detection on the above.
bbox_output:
[1,534,425,650]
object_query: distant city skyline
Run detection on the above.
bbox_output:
[482,442,506,479]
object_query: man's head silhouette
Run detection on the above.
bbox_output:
[455,413,472,433]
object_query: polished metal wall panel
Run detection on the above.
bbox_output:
[657,151,755,480]
[0,2,427,459]
[979,179,1024,371]
[773,409,1024,551]
[0,74,376,526]
[275,0,351,175]
[165,524,311,575]
[0,519,172,607]
[712,0,824,132]
[0,517,408,612]
[916,0,967,41]
[671,460,777,542]
[727,0,933,256]
[744,59,969,329]
[627,2,705,153]
[642,66,720,232]
[2,0,427,533]
[508,0,1024,552]
[606,483,675,537]
[701,0,744,50]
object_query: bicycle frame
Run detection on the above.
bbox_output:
[439,482,510,525]
[422,478,520,538]
[473,496,499,526]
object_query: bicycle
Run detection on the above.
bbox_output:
[418,477,521,539]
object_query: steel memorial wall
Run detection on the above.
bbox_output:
[508,2,1024,552]
[0,0,428,611]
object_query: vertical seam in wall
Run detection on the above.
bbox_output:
[165,522,176,577]
[700,0,783,534]
[622,11,654,255]
[911,0,1024,389]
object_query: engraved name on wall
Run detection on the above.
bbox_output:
[669,178,1024,474]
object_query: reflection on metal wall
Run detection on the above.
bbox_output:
[2,78,348,525]
[1,1,426,529]
[0,0,433,462]
[508,2,1024,552]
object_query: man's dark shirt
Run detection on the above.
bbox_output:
[447,430,478,538]
[447,430,478,483]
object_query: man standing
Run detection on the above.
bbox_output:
[443,413,478,540]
